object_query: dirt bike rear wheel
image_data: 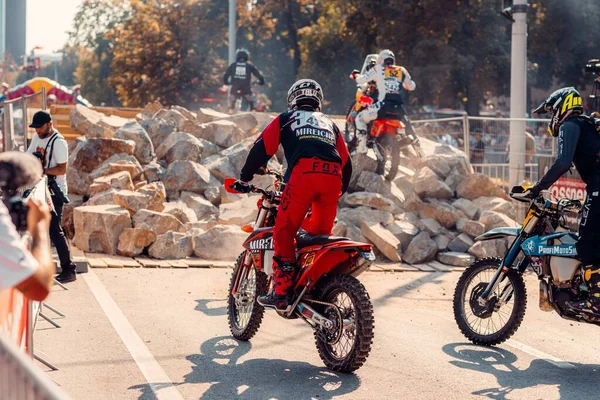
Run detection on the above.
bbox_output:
[314,275,374,372]
[344,101,358,152]
[375,134,401,181]
[453,257,527,346]
[227,251,269,341]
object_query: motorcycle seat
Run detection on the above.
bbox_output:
[296,232,349,248]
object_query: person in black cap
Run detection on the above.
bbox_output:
[27,110,77,283]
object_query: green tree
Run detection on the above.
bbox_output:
[108,0,227,107]
[68,0,130,105]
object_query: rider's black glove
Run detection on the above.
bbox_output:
[512,185,541,200]
[230,179,252,193]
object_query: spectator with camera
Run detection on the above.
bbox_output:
[27,110,77,284]
[0,152,54,301]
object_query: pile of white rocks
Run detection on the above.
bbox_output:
[64,102,520,265]
[65,102,277,260]
[337,139,519,267]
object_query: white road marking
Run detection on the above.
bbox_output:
[83,270,184,400]
[506,339,576,369]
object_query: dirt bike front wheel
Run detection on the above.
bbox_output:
[453,257,527,346]
[314,275,374,373]
[227,251,269,341]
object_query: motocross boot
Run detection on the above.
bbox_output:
[566,265,600,316]
[257,257,297,311]
[356,130,368,154]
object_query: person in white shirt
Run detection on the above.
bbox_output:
[0,152,54,301]
[27,110,77,283]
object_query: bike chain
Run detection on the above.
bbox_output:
[304,299,344,345]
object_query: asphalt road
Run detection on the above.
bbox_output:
[35,268,600,400]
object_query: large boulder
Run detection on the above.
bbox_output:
[423,156,453,180]
[85,189,118,206]
[354,171,406,206]
[437,251,475,267]
[70,105,129,138]
[219,143,250,172]
[433,235,450,251]
[143,161,166,183]
[66,167,90,195]
[360,221,402,262]
[417,199,462,229]
[197,120,245,148]
[61,198,84,240]
[89,171,134,197]
[148,231,193,259]
[180,191,220,221]
[112,190,158,214]
[117,228,157,257]
[115,121,155,165]
[155,132,205,165]
[163,201,198,224]
[141,100,164,119]
[137,181,167,208]
[193,225,247,260]
[448,233,475,253]
[153,108,187,129]
[197,108,230,124]
[171,105,197,121]
[417,218,443,235]
[472,196,517,220]
[201,155,237,182]
[479,210,519,230]
[468,239,508,259]
[386,220,419,251]
[413,166,453,200]
[457,173,511,200]
[403,231,438,264]
[456,218,486,238]
[140,118,177,149]
[73,205,132,255]
[343,192,398,213]
[452,198,479,220]
[163,160,219,198]
[89,153,144,183]
[218,197,258,225]
[132,209,185,235]
[337,206,394,227]
[70,137,136,173]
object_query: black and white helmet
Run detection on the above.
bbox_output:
[287,79,324,111]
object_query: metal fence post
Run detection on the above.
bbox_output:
[462,114,470,159]
[21,96,28,151]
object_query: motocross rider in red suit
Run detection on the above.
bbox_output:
[230,79,352,310]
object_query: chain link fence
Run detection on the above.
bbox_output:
[412,115,552,191]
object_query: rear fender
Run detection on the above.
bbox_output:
[475,227,520,242]
[295,241,374,290]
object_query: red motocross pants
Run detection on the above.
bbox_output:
[273,157,343,262]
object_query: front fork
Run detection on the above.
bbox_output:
[478,238,525,307]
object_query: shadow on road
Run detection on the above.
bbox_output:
[194,298,227,317]
[443,342,600,399]
[131,336,361,400]
[373,272,443,307]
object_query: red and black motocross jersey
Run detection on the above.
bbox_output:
[240,109,352,192]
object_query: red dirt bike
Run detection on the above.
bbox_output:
[345,94,422,181]
[224,171,376,372]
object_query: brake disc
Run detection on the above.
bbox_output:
[469,282,497,319]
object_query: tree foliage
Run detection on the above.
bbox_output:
[108,0,227,107]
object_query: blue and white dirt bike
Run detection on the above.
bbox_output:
[453,185,592,346]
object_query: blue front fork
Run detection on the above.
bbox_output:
[480,236,525,301]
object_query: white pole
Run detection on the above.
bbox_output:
[509,0,528,187]
[228,0,236,65]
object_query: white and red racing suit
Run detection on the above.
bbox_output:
[354,64,416,133]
